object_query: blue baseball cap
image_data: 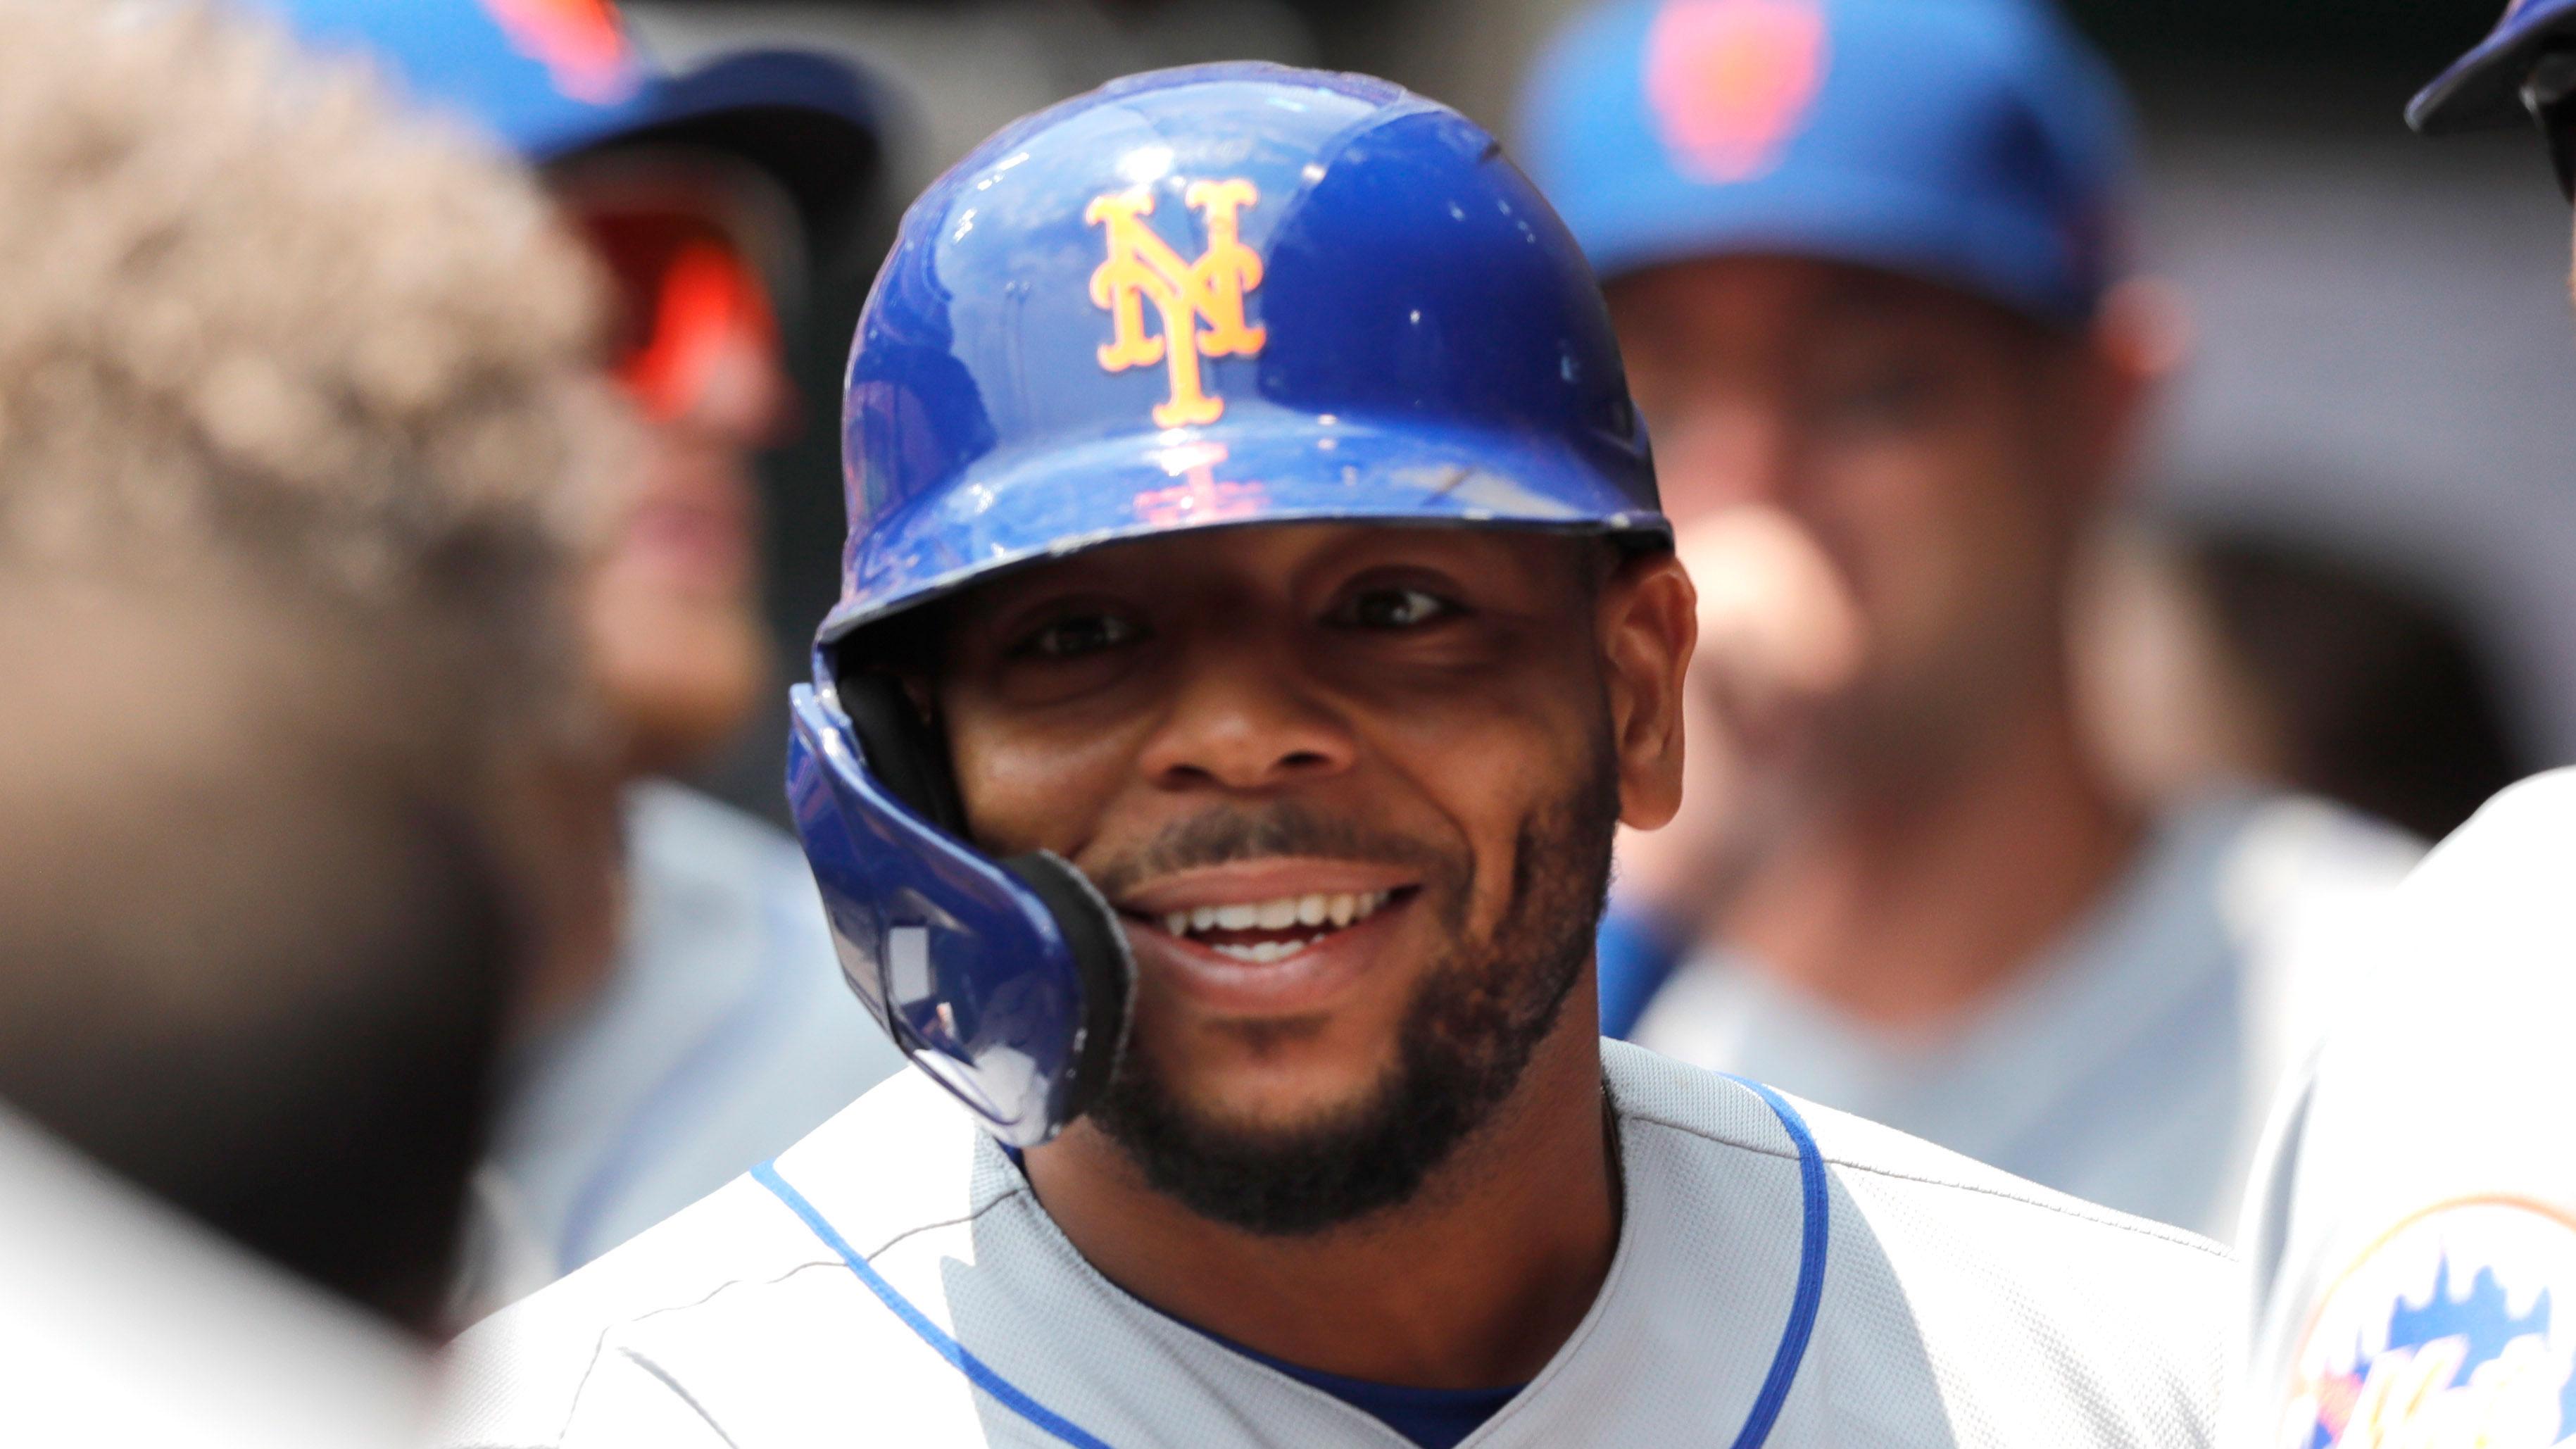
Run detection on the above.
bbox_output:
[2411,0,2576,133]
[1516,0,2137,327]
[246,0,881,257]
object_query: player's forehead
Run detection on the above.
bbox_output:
[918,520,1597,639]
[1607,254,2037,359]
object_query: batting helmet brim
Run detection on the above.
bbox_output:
[562,49,884,266]
[817,416,1669,653]
[2410,0,2576,134]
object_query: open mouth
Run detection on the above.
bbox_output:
[1118,883,1419,965]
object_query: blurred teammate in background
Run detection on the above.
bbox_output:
[260,0,905,1312]
[2078,522,2530,845]
[0,1,624,1438]
[1519,0,2420,1240]
[2232,5,2576,1443]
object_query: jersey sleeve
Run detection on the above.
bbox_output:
[2236,769,2576,1448]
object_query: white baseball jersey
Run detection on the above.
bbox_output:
[1635,791,2421,1241]
[2235,770,2576,1449]
[0,1105,429,1449]
[437,1042,2230,1448]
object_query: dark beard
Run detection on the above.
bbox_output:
[1085,747,1622,1237]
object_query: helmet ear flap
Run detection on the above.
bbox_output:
[995,853,1136,1122]
[789,679,1128,1145]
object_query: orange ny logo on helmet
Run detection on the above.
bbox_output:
[482,0,641,105]
[1645,0,1830,184]
[1086,181,1267,428]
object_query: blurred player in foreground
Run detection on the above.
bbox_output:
[1517,0,2422,1239]
[259,0,905,1310]
[0,565,527,1449]
[0,0,624,1438]
[440,63,2230,1449]
[2232,4,2576,1443]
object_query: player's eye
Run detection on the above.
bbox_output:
[1811,358,1940,436]
[1010,611,1145,660]
[1333,585,1460,631]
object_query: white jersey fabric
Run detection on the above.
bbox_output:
[455,782,905,1318]
[0,1105,429,1449]
[437,1041,2230,1448]
[2235,770,2576,1449]
[1633,791,2420,1241]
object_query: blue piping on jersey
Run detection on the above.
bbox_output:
[753,1077,1828,1449]
[753,1160,1114,1449]
[1722,1075,1829,1449]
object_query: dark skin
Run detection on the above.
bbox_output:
[928,522,1695,1389]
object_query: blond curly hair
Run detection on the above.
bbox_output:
[0,0,629,739]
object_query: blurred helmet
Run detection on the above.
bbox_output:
[1518,0,2136,327]
[245,0,881,258]
[788,62,1665,1146]
[2411,0,2576,134]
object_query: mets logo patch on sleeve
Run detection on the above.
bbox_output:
[2281,1198,2576,1448]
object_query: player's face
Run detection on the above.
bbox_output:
[931,523,1690,1231]
[562,163,795,777]
[1609,257,2108,767]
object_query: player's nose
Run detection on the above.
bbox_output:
[1654,397,1799,518]
[1135,629,1357,795]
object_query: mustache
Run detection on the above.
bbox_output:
[1088,801,1459,901]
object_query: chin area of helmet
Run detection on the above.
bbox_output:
[787,663,1131,1149]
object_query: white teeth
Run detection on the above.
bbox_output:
[1212,937,1318,964]
[1155,889,1402,940]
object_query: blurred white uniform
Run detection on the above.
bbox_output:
[2236,770,2576,1449]
[458,783,906,1318]
[436,1043,2228,1448]
[1635,791,2420,1241]
[0,1105,429,1449]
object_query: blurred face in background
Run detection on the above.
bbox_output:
[1607,256,2138,784]
[556,151,799,777]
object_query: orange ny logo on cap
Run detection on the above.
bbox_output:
[482,0,642,105]
[1645,0,1830,184]
[1087,181,1267,429]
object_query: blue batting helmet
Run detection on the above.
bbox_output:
[245,0,880,256]
[788,62,1666,1146]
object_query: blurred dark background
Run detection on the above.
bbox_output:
[639,0,2575,828]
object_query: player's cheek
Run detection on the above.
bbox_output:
[943,701,1137,857]
[1359,674,1595,936]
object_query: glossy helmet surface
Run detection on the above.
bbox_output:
[790,61,1666,1146]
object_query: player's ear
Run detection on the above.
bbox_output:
[1596,544,1695,832]
[2071,277,2189,507]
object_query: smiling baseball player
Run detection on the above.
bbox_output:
[439,63,2231,1449]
